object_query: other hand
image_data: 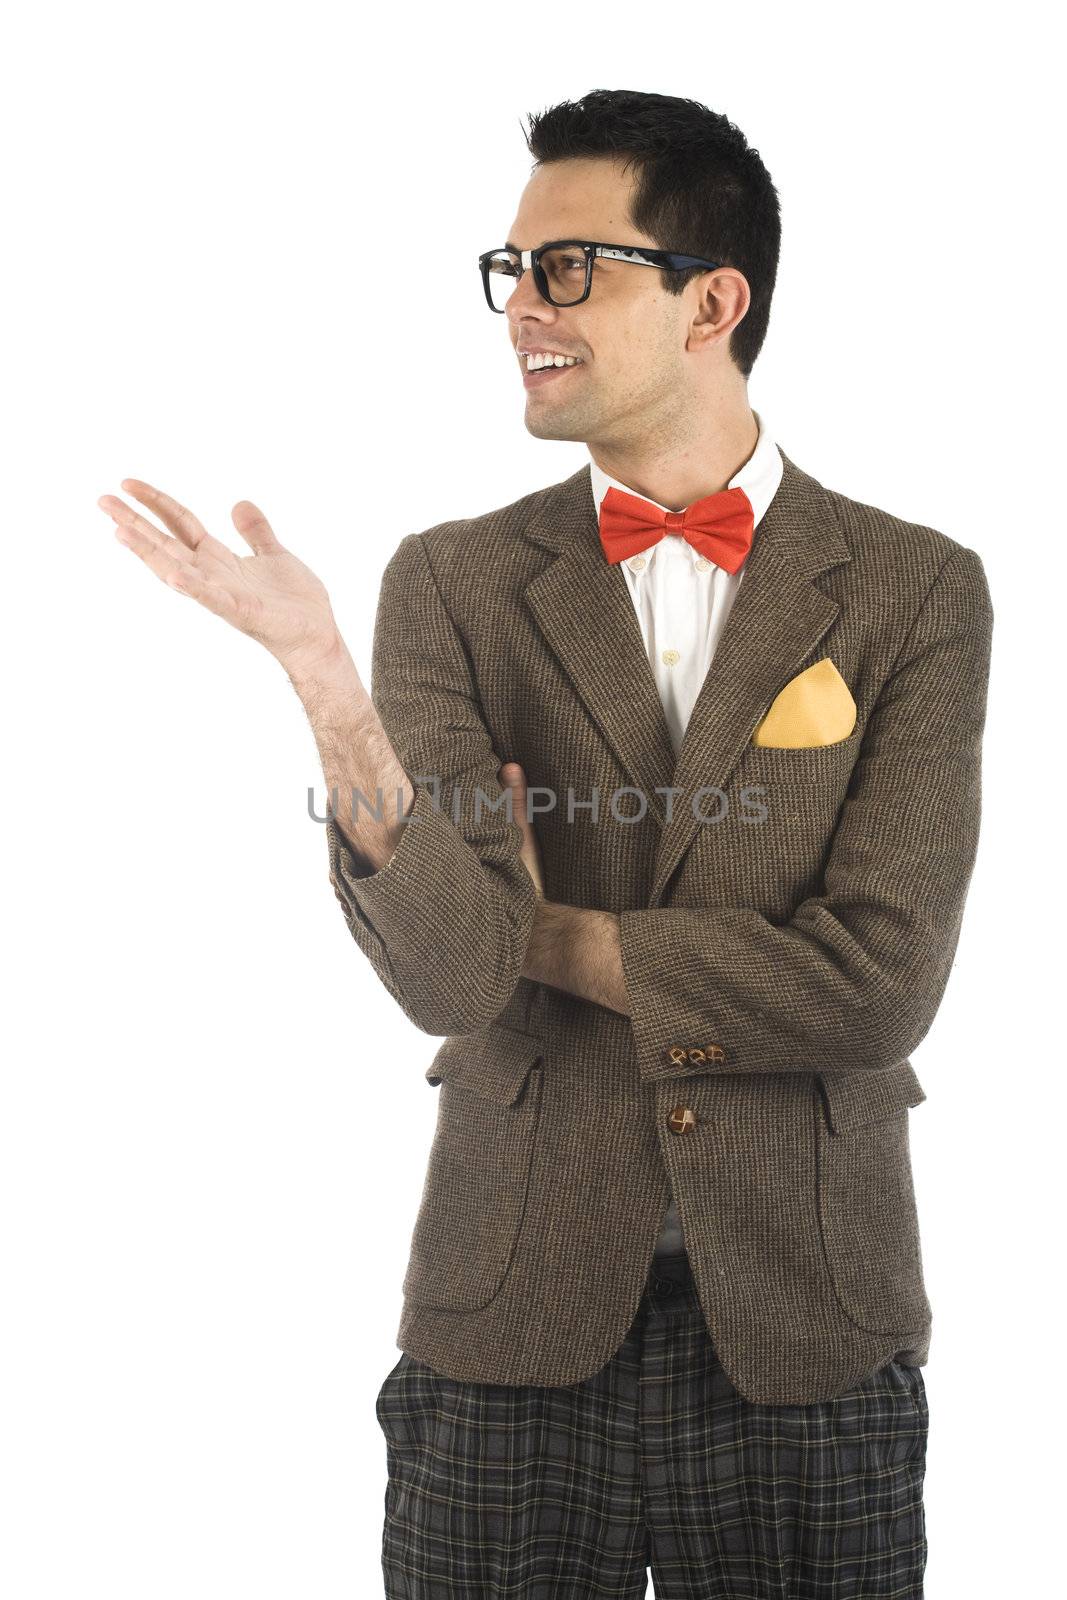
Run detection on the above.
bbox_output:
[499,761,545,899]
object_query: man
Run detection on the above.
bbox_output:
[101,89,992,1599]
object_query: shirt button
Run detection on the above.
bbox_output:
[628,555,646,571]
[695,556,711,570]
[661,648,680,667]
[667,1106,698,1135]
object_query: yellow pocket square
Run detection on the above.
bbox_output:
[751,657,857,748]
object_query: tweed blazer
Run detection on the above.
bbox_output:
[324,446,993,1405]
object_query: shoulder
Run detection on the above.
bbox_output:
[382,470,582,590]
[829,474,982,569]
[800,462,991,618]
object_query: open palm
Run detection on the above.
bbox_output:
[101,478,340,671]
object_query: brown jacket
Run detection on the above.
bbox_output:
[325,447,993,1404]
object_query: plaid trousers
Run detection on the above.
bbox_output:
[374,1248,928,1598]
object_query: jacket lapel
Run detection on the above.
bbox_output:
[522,480,679,832]
[520,448,853,904]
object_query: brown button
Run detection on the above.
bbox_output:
[667,1105,698,1135]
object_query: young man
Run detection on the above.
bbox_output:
[102,90,992,1599]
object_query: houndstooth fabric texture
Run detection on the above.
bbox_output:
[325,447,993,1403]
[373,1249,927,1598]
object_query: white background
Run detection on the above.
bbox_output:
[2,3,1062,1595]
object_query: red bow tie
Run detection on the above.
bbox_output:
[598,484,755,572]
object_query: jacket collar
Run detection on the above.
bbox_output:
[519,448,854,906]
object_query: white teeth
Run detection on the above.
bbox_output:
[525,351,581,370]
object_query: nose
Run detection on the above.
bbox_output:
[505,269,556,329]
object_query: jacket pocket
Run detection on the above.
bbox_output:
[740,722,864,782]
[401,1023,545,1310]
[814,1062,932,1335]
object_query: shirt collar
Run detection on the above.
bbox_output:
[587,409,783,537]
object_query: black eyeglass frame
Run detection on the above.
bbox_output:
[477,238,723,312]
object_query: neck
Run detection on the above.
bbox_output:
[588,397,759,512]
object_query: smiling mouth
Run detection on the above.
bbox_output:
[522,355,585,389]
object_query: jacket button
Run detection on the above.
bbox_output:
[664,1044,727,1067]
[667,1106,698,1135]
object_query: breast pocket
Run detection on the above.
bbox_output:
[719,725,865,908]
[400,1023,545,1311]
[814,1063,932,1335]
[736,724,864,821]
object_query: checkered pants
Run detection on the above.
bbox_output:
[374,1249,928,1597]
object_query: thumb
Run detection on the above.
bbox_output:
[231,499,283,556]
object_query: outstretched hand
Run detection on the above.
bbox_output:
[100,479,343,675]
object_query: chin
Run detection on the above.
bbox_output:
[523,409,589,444]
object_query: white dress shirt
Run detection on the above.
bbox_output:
[587,411,785,1259]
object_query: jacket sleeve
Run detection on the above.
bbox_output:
[324,531,537,1037]
[618,543,994,1083]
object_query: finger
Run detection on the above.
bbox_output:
[112,518,240,622]
[500,763,529,822]
[102,491,239,582]
[231,499,283,556]
[118,479,210,551]
[112,524,195,595]
[102,496,193,567]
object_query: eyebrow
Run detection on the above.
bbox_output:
[504,237,588,254]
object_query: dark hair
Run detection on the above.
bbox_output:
[522,89,781,379]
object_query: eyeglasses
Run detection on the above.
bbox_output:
[478,238,722,313]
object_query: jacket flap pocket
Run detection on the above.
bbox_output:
[817,1062,926,1133]
[425,1023,544,1106]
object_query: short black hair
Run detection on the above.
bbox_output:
[522,89,781,379]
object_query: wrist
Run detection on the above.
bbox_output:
[334,785,414,872]
[283,633,359,697]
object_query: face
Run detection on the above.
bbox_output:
[500,156,727,454]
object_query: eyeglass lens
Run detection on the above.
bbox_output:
[485,246,590,310]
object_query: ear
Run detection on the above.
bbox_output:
[686,266,751,355]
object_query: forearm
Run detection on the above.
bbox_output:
[521,899,632,1017]
[307,539,540,1037]
[285,635,414,873]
